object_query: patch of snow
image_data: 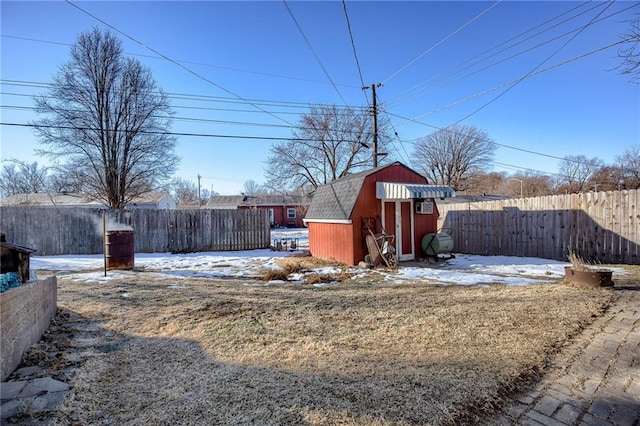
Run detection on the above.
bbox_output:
[30,228,596,287]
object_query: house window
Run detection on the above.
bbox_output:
[287,208,296,219]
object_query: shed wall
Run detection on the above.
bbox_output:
[308,222,355,265]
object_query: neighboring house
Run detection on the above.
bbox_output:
[0,192,176,209]
[206,194,311,228]
[126,192,176,209]
[303,162,455,265]
[0,193,105,208]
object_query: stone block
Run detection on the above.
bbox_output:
[534,395,562,416]
[553,402,582,425]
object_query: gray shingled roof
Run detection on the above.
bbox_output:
[206,194,311,208]
[305,163,396,221]
[0,193,104,207]
[0,192,174,208]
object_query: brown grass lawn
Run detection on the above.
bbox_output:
[22,262,633,425]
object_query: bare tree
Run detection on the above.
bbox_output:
[47,163,87,194]
[412,124,495,191]
[171,178,216,207]
[464,171,506,195]
[171,178,199,207]
[618,13,640,83]
[615,145,640,189]
[497,173,553,198]
[556,155,604,193]
[33,28,178,209]
[586,166,623,192]
[264,104,388,190]
[0,161,49,196]
[243,180,265,195]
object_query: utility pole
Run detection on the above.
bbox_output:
[363,83,384,167]
[197,174,202,207]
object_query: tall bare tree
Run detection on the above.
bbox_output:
[412,124,495,191]
[264,104,388,190]
[556,155,603,193]
[33,28,178,209]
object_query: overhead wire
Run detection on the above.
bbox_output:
[446,0,616,128]
[64,0,296,126]
[1,34,363,89]
[383,0,503,84]
[0,79,369,113]
[1,122,377,144]
[283,0,348,105]
[398,36,632,122]
[389,2,637,110]
[387,1,603,107]
[341,0,370,105]
[384,111,609,170]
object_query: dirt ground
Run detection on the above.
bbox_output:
[9,263,634,425]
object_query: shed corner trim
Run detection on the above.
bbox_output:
[303,218,352,225]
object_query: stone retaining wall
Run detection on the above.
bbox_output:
[1,276,57,381]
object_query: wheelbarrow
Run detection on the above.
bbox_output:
[365,229,398,268]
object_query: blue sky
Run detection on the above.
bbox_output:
[1,1,639,195]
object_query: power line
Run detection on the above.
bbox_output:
[0,121,376,145]
[388,2,639,111]
[0,79,369,112]
[1,104,380,138]
[384,111,609,170]
[383,1,503,84]
[1,34,362,89]
[342,0,369,105]
[446,0,616,128]
[396,36,631,122]
[64,0,296,127]
[386,1,606,107]
[282,0,348,105]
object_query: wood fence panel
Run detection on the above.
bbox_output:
[0,207,270,255]
[438,189,639,265]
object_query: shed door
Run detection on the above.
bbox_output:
[382,200,415,261]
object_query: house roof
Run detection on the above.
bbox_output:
[0,192,174,208]
[304,163,397,221]
[129,192,171,205]
[206,194,311,208]
[0,193,104,207]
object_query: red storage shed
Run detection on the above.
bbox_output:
[303,162,455,265]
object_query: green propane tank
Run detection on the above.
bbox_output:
[422,233,454,256]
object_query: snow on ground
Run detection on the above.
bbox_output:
[30,228,593,287]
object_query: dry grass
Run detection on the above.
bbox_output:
[262,256,355,285]
[21,264,632,425]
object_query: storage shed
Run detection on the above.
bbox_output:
[303,162,455,265]
[0,233,37,283]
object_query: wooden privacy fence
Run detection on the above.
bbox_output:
[0,207,271,255]
[437,189,639,265]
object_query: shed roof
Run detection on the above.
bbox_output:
[304,163,395,221]
[305,162,456,222]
